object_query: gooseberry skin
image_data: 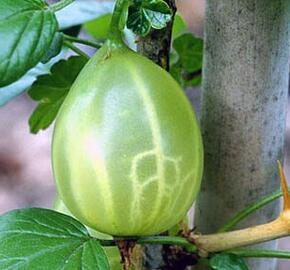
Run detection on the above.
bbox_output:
[52,44,203,236]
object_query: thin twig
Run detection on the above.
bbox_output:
[63,34,102,49]
[228,249,290,259]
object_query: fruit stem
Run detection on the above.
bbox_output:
[50,0,74,12]
[194,161,290,256]
[107,0,129,47]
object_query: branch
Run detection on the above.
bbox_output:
[194,161,290,256]
[137,0,176,71]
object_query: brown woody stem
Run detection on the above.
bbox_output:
[137,0,176,71]
[116,240,135,270]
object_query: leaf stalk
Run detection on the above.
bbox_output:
[63,35,102,49]
[229,248,290,259]
[63,41,90,59]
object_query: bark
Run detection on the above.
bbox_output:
[195,1,290,270]
[137,1,176,71]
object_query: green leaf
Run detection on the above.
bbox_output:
[209,254,249,270]
[170,33,203,88]
[172,14,187,38]
[28,56,87,133]
[0,208,110,270]
[188,75,202,86]
[143,0,172,29]
[0,49,67,107]
[41,32,63,64]
[173,33,203,73]
[170,61,184,86]
[83,13,112,40]
[0,0,58,87]
[54,197,123,270]
[127,4,151,36]
[127,0,172,36]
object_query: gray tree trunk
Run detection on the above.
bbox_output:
[194,1,290,270]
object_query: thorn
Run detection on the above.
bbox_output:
[277,160,290,211]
